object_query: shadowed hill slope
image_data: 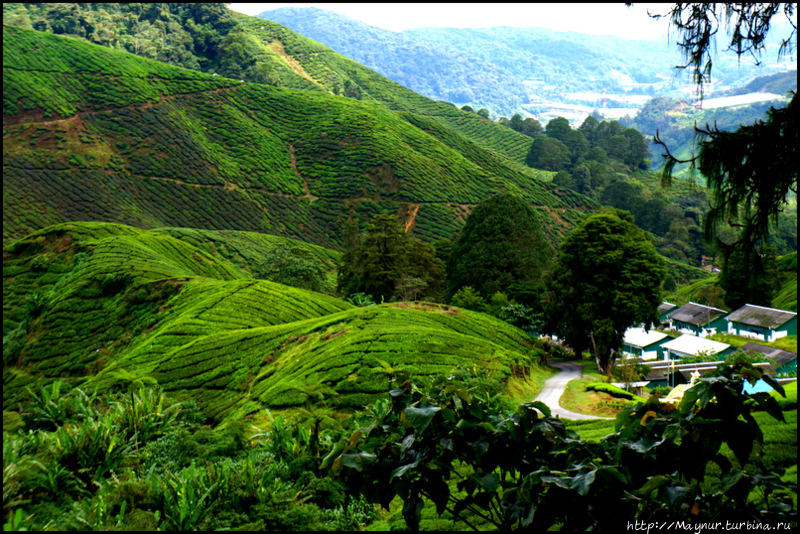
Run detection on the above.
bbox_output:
[3,25,591,248]
[4,222,548,422]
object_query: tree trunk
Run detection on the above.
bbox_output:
[589,331,614,375]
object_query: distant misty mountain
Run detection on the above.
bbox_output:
[259,7,794,118]
[258,7,531,116]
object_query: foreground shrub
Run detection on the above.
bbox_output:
[333,362,795,530]
[3,385,376,531]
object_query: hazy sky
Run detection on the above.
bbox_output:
[228,3,677,41]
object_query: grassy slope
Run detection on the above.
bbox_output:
[3,24,590,248]
[228,15,545,171]
[4,222,546,423]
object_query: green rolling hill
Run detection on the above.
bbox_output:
[3,24,590,249]
[4,222,552,423]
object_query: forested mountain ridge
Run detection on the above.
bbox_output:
[255,7,531,117]
[3,24,590,249]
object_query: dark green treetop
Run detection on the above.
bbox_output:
[525,136,571,172]
[337,214,444,303]
[543,208,666,375]
[446,194,553,300]
[719,241,779,310]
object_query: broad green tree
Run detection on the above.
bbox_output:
[545,116,571,141]
[622,127,650,168]
[337,214,444,302]
[525,136,570,171]
[521,117,543,138]
[719,242,779,309]
[543,208,666,375]
[509,113,525,132]
[446,194,553,300]
[571,163,593,195]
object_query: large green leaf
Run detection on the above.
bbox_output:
[403,405,441,433]
[341,451,377,472]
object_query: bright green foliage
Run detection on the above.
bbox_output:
[494,302,544,333]
[4,222,551,424]
[338,215,444,302]
[543,208,666,375]
[772,252,797,311]
[153,227,341,294]
[334,362,794,530]
[449,286,486,312]
[3,3,237,73]
[2,222,347,406]
[528,116,649,179]
[2,25,240,117]
[124,302,539,420]
[771,381,797,410]
[585,381,646,402]
[446,194,553,300]
[253,242,328,293]
[666,273,726,309]
[564,418,616,441]
[2,382,379,531]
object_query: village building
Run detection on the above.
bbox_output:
[725,304,797,343]
[657,302,678,326]
[666,302,728,337]
[621,327,670,360]
[641,358,774,389]
[740,342,798,375]
[660,333,734,360]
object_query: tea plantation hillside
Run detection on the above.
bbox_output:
[3,25,590,248]
[227,13,545,174]
[4,222,551,424]
[3,5,552,178]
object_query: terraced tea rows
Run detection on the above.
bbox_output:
[94,302,539,421]
[4,222,548,423]
[231,15,552,176]
[3,26,240,118]
[4,25,589,248]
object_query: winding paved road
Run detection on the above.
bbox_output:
[534,361,612,420]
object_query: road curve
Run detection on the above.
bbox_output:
[534,361,613,420]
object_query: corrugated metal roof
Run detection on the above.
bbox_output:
[740,342,797,368]
[658,302,677,314]
[726,304,796,329]
[661,334,730,356]
[623,327,669,348]
[667,302,728,326]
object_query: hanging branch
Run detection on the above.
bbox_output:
[645,3,796,100]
